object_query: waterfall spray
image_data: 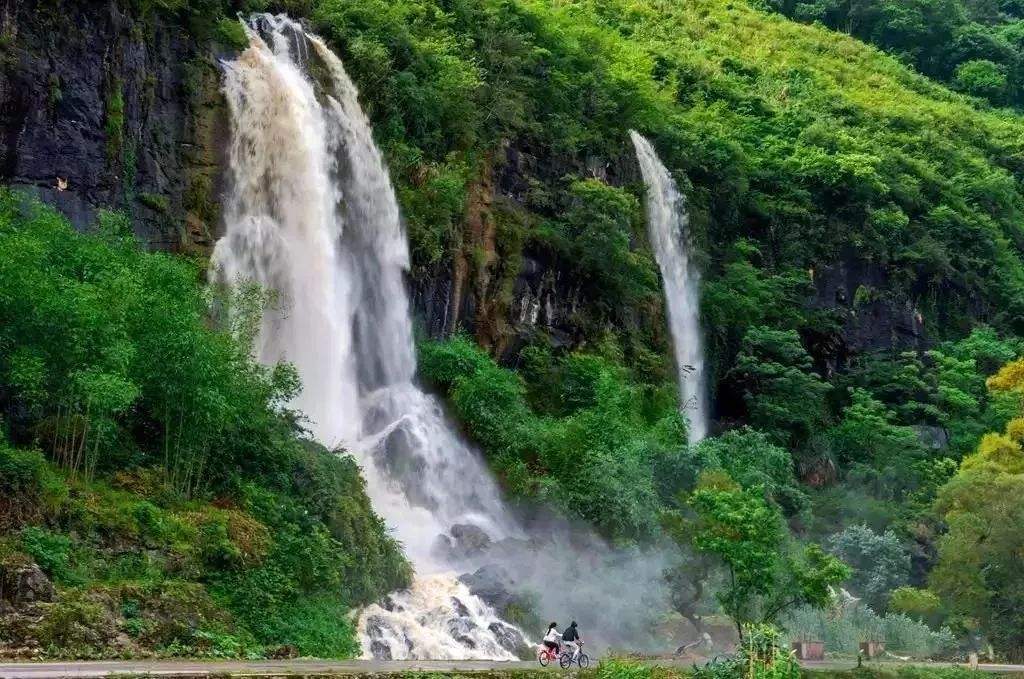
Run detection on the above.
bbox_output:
[630,131,709,444]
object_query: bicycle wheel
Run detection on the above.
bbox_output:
[577,653,591,669]
[539,651,551,667]
[559,652,573,669]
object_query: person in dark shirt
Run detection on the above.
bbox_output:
[562,621,582,660]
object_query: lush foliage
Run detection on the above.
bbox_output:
[682,428,808,516]
[312,0,1024,340]
[784,604,957,658]
[303,8,1024,660]
[930,357,1024,661]
[683,477,849,634]
[728,328,829,449]
[0,196,409,658]
[420,334,683,540]
[826,524,910,612]
[15,0,1024,660]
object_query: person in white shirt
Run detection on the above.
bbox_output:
[542,622,562,656]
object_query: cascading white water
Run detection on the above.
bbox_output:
[213,15,521,660]
[630,132,709,444]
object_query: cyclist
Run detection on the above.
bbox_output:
[542,622,562,657]
[562,620,582,660]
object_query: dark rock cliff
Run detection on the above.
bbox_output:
[0,0,229,250]
[805,252,927,378]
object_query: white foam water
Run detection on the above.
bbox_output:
[359,574,525,660]
[630,131,709,444]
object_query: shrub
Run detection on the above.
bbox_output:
[0,442,67,525]
[33,588,116,657]
[420,335,683,540]
[889,587,942,622]
[246,593,360,658]
[20,526,78,584]
[783,604,956,658]
[189,509,270,571]
[215,17,248,49]
[827,525,910,612]
[0,444,51,493]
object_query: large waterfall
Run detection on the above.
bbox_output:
[630,132,709,445]
[213,15,522,659]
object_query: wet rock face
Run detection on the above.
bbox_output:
[809,254,926,364]
[435,523,493,563]
[364,614,396,659]
[411,137,641,356]
[496,138,641,204]
[507,255,583,348]
[488,620,527,656]
[0,0,229,250]
[370,640,393,660]
[451,596,472,618]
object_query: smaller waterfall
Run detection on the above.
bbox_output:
[630,131,708,444]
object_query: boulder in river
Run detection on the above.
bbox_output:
[459,564,515,613]
[434,523,493,561]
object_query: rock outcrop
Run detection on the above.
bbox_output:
[0,559,53,613]
[0,0,230,250]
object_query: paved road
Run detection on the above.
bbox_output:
[1,658,1024,678]
[0,659,538,678]
[800,660,1024,674]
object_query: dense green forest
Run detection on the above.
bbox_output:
[2,0,1024,665]
[765,0,1024,108]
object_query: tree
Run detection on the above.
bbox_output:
[846,328,1022,458]
[889,586,942,624]
[690,428,808,515]
[680,474,849,637]
[828,389,927,498]
[953,59,1009,101]
[930,357,1024,661]
[659,511,716,637]
[557,178,658,313]
[729,327,830,448]
[827,524,910,611]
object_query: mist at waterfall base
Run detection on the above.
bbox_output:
[212,14,674,659]
[630,132,708,445]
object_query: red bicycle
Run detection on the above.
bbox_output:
[538,644,559,667]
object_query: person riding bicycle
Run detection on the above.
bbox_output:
[542,622,562,656]
[561,621,582,660]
